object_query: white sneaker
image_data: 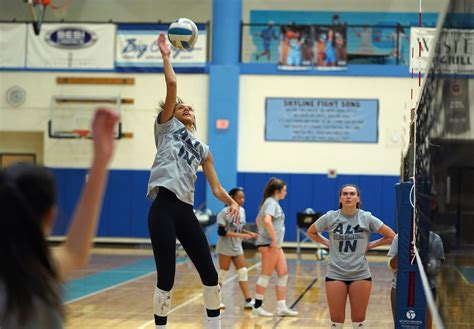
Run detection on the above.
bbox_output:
[276,307,298,317]
[253,306,274,317]
[243,299,255,309]
[219,303,226,309]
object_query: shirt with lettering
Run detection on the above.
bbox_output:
[315,209,384,280]
[147,115,209,205]
[216,206,246,256]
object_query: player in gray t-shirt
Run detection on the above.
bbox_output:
[216,187,258,310]
[146,33,239,329]
[387,232,445,328]
[307,184,395,329]
[252,178,298,318]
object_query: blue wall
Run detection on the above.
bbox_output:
[50,168,206,238]
[51,168,398,242]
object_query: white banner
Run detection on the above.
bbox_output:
[0,23,27,68]
[410,27,474,74]
[26,24,115,69]
[116,27,207,68]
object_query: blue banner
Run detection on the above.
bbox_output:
[115,23,207,71]
[265,97,378,143]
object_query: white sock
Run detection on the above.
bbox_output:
[352,321,366,328]
[276,299,286,310]
[206,315,221,329]
[156,325,166,329]
[330,321,343,328]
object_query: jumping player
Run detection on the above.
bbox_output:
[146,33,239,329]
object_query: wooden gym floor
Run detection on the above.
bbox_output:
[62,247,400,329]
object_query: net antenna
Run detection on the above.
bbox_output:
[25,0,50,35]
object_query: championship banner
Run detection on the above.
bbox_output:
[314,25,348,70]
[277,24,347,71]
[278,25,312,70]
[26,24,116,69]
[410,27,474,74]
[265,97,378,143]
[0,23,27,68]
[115,24,207,71]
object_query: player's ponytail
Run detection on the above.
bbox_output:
[259,177,286,209]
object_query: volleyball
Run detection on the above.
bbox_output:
[315,248,328,261]
[167,18,198,50]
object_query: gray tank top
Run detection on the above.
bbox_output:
[0,280,63,329]
[256,197,286,247]
[215,206,246,256]
[315,209,384,280]
[147,115,209,205]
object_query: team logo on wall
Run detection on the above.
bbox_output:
[45,27,98,49]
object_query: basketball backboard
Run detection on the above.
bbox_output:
[48,96,122,139]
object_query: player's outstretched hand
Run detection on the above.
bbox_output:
[227,202,240,223]
[158,33,171,58]
[92,107,120,165]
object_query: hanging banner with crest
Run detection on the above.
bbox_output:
[26,23,116,69]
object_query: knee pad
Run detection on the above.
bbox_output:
[237,267,248,282]
[330,322,343,328]
[203,284,221,310]
[153,287,172,317]
[276,274,288,287]
[218,269,228,285]
[352,321,366,328]
[256,275,271,288]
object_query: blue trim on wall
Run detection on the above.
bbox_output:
[240,63,410,77]
[50,168,206,239]
[238,172,399,242]
[50,168,398,243]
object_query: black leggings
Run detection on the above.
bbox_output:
[148,187,218,291]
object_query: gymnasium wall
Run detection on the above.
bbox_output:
[0,71,209,168]
[242,0,443,20]
[0,0,433,242]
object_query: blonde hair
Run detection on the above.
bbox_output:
[158,97,196,130]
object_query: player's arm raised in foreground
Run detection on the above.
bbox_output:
[52,108,119,280]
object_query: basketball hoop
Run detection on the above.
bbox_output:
[73,129,91,139]
[25,0,50,35]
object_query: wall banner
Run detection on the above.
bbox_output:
[116,24,207,70]
[265,97,378,143]
[26,23,116,69]
[410,27,474,74]
[0,23,27,68]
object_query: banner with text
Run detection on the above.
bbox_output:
[410,27,474,74]
[265,97,378,143]
[116,24,207,71]
[0,23,27,68]
[26,24,116,69]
